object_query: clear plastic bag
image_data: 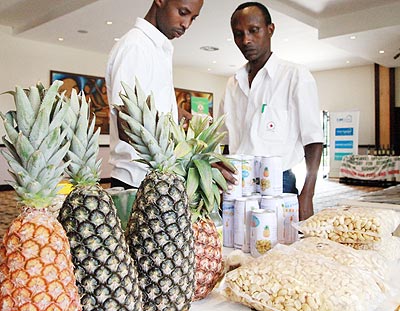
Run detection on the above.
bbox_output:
[223,244,386,311]
[291,237,390,292]
[343,236,400,262]
[295,206,400,244]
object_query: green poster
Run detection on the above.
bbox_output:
[191,96,209,115]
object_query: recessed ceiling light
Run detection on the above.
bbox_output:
[207,68,212,71]
[77,29,88,34]
[212,60,217,64]
[106,21,113,25]
[346,60,350,64]
[283,38,289,42]
[350,36,356,40]
[200,46,219,52]
[58,37,64,41]
[114,38,120,41]
[379,50,385,54]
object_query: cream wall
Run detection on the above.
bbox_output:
[173,67,228,114]
[313,65,375,145]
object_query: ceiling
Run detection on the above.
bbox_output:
[0,0,400,76]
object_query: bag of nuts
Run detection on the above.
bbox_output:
[343,235,400,261]
[295,206,400,244]
[291,237,390,290]
[223,244,386,311]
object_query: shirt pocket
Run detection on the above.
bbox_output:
[256,106,288,143]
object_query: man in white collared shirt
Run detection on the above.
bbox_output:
[217,2,323,220]
[106,0,203,189]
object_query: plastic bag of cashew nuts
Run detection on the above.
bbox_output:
[223,244,386,311]
[291,237,390,284]
[343,235,400,261]
[295,206,400,244]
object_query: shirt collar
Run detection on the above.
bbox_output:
[135,17,174,53]
[264,53,278,79]
[235,52,278,81]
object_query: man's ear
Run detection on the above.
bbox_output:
[267,23,275,37]
[154,0,166,8]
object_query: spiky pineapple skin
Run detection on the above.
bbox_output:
[126,171,195,311]
[58,184,142,311]
[0,208,82,310]
[192,218,223,301]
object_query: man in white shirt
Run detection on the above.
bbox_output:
[106,0,203,189]
[217,2,323,220]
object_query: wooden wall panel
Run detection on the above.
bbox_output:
[378,66,390,146]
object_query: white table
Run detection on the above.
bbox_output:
[191,290,249,311]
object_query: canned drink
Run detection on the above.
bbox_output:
[241,155,255,196]
[250,209,278,257]
[223,154,242,200]
[233,198,246,250]
[247,193,262,204]
[233,198,260,252]
[242,198,260,253]
[281,193,299,244]
[260,195,285,243]
[260,156,283,196]
[254,156,262,193]
[222,200,235,247]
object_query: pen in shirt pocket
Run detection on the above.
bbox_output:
[261,103,267,113]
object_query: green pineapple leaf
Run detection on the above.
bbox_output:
[186,167,200,203]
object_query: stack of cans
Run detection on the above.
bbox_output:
[222,154,299,257]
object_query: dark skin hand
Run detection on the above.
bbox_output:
[298,143,323,221]
[212,161,239,189]
[113,106,131,143]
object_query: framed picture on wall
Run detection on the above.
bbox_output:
[174,87,213,118]
[50,70,109,135]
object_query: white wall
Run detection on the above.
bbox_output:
[313,65,375,145]
[173,66,228,114]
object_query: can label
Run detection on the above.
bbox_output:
[241,155,255,196]
[281,193,299,244]
[223,155,242,200]
[250,209,277,257]
[233,198,260,252]
[260,195,285,243]
[242,199,260,253]
[260,156,283,196]
[233,198,246,250]
[222,200,234,247]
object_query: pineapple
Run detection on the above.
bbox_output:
[170,115,233,300]
[0,81,82,310]
[57,90,142,310]
[116,80,195,311]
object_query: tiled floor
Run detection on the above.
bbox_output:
[0,179,381,239]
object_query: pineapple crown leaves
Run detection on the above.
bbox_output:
[170,114,236,222]
[62,89,102,186]
[114,79,176,172]
[0,81,71,208]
